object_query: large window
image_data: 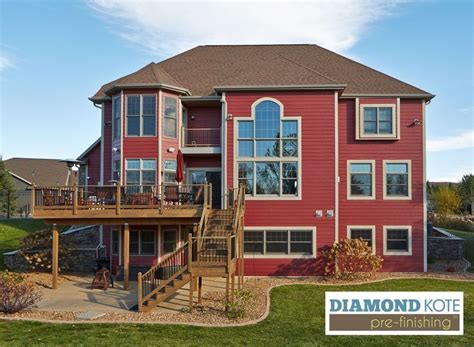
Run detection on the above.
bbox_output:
[347,226,375,254]
[130,230,156,256]
[236,99,299,197]
[113,96,121,139]
[243,229,314,257]
[163,230,177,254]
[347,161,375,199]
[357,103,398,139]
[383,226,412,256]
[112,160,120,182]
[126,95,156,136]
[384,160,411,200]
[111,228,120,255]
[163,96,177,138]
[163,160,177,184]
[125,159,156,186]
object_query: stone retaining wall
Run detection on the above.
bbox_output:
[427,227,465,261]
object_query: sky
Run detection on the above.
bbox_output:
[0,0,473,182]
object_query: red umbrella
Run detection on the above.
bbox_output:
[176,149,184,183]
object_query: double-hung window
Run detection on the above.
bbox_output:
[163,97,177,138]
[113,96,121,139]
[236,99,300,197]
[347,161,375,199]
[347,226,375,253]
[357,103,398,139]
[243,229,314,257]
[125,159,156,187]
[130,230,155,256]
[384,160,411,199]
[383,226,412,256]
[163,160,177,184]
[126,95,156,136]
[112,160,120,182]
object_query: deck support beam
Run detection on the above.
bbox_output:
[123,223,130,290]
[52,224,59,289]
[197,277,202,303]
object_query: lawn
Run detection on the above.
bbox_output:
[0,219,47,270]
[447,229,474,273]
[0,279,472,346]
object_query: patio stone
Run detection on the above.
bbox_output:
[75,311,106,320]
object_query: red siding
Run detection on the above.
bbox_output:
[226,91,336,276]
[83,142,101,185]
[103,101,112,182]
[338,98,424,272]
[185,155,221,168]
[186,107,221,128]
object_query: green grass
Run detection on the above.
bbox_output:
[0,279,472,346]
[0,219,47,270]
[446,229,474,272]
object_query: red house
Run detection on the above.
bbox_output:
[35,45,434,294]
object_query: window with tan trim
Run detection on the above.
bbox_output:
[347,160,376,200]
[383,160,412,200]
[347,225,376,254]
[356,101,399,140]
[383,226,412,256]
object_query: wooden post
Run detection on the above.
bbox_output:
[160,184,165,214]
[231,273,235,304]
[225,275,230,310]
[137,272,143,312]
[188,274,194,310]
[197,277,202,303]
[203,184,208,208]
[188,232,193,310]
[116,184,121,215]
[208,183,212,209]
[123,224,130,290]
[52,224,59,289]
[31,184,36,217]
[73,184,78,215]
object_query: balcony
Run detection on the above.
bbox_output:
[180,127,221,155]
[31,184,212,223]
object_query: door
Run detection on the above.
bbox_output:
[206,171,221,209]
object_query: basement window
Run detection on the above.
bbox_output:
[243,229,314,258]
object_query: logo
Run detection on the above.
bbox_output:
[325,291,463,335]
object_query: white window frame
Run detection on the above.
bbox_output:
[356,98,400,140]
[125,158,157,186]
[383,160,412,200]
[129,230,156,256]
[234,97,302,200]
[346,225,376,254]
[163,160,177,184]
[243,226,316,259]
[347,160,376,200]
[163,96,178,138]
[112,95,122,140]
[125,94,157,137]
[383,226,412,256]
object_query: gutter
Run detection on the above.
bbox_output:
[340,93,435,101]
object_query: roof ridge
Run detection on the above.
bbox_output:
[276,52,340,84]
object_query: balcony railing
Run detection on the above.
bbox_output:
[182,127,221,147]
[31,184,212,218]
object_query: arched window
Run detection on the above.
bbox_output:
[236,99,300,197]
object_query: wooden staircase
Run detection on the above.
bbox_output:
[137,186,245,312]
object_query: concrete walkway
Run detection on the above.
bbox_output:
[36,275,227,313]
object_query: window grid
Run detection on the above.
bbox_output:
[243,229,313,256]
[163,96,178,138]
[363,106,393,135]
[129,230,156,256]
[125,159,156,188]
[349,228,373,248]
[385,162,410,197]
[113,96,121,139]
[349,162,373,197]
[126,95,156,137]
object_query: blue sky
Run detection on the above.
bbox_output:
[0,0,472,182]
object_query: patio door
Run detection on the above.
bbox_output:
[189,169,221,209]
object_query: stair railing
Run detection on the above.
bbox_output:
[137,241,190,312]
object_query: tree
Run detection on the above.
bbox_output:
[458,174,474,214]
[431,185,461,215]
[0,157,16,217]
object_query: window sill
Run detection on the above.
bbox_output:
[383,251,412,256]
[347,195,376,200]
[245,195,302,201]
[356,135,399,141]
[125,135,157,138]
[244,254,315,259]
[383,195,412,201]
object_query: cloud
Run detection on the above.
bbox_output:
[0,54,14,71]
[427,130,474,152]
[87,0,406,57]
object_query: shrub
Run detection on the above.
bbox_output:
[226,289,254,320]
[322,239,383,280]
[431,185,461,215]
[430,214,474,233]
[0,271,42,313]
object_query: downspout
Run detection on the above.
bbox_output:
[221,92,227,209]
[94,101,105,250]
[334,91,339,242]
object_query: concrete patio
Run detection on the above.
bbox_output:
[36,275,228,314]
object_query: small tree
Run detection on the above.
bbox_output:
[0,156,16,216]
[0,271,42,313]
[431,185,461,216]
[458,174,474,214]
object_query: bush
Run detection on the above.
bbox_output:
[0,271,42,313]
[226,289,254,320]
[431,185,461,215]
[322,239,383,280]
[430,214,474,233]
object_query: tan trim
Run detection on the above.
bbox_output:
[162,95,179,139]
[221,92,227,208]
[422,100,427,272]
[100,103,105,185]
[334,91,339,242]
[357,103,398,140]
[243,226,317,259]
[104,83,191,96]
[124,93,158,138]
[382,159,412,200]
[341,93,435,100]
[346,160,376,200]
[383,225,412,256]
[158,90,163,186]
[120,91,124,185]
[346,225,376,255]
[233,97,302,200]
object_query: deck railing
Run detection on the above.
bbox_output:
[182,127,221,147]
[31,183,211,216]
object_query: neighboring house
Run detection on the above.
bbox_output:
[3,158,71,216]
[77,138,101,186]
[33,44,434,281]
